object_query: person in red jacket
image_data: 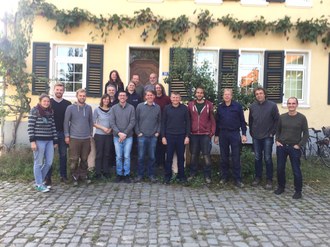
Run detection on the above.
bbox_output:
[187,87,216,184]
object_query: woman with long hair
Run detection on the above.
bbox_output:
[28,93,58,192]
[104,70,124,94]
[93,94,113,179]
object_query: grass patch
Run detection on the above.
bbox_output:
[0,148,330,192]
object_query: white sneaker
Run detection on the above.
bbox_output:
[35,185,50,193]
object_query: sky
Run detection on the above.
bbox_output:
[0,0,19,17]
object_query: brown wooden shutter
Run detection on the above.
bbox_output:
[169,47,193,98]
[218,49,239,93]
[32,42,50,95]
[86,44,104,97]
[264,51,284,103]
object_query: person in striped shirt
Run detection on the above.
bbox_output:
[28,93,58,193]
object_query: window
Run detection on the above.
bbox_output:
[284,52,309,105]
[195,50,219,88]
[286,0,312,7]
[32,42,103,97]
[51,44,87,97]
[238,51,264,91]
[241,0,268,6]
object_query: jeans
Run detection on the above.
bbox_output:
[276,145,303,193]
[137,136,157,177]
[189,135,212,178]
[94,134,111,176]
[219,130,241,182]
[253,137,274,181]
[69,138,91,180]
[114,136,133,176]
[33,140,54,186]
[45,131,68,180]
[165,134,186,180]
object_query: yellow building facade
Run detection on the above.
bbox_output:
[14,0,330,144]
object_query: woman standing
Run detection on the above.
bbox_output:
[28,94,58,193]
[104,70,124,94]
[93,94,113,179]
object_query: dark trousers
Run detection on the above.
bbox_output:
[46,131,68,180]
[219,130,241,182]
[108,134,116,167]
[94,134,111,176]
[276,145,303,193]
[189,135,212,178]
[165,134,186,180]
[69,138,91,180]
[253,137,274,181]
[156,136,166,167]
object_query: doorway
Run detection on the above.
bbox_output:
[129,48,160,85]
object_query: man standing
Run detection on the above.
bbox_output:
[109,91,136,183]
[161,92,190,184]
[64,89,93,186]
[249,87,279,190]
[144,72,158,92]
[214,88,247,188]
[135,90,161,182]
[154,83,171,168]
[274,97,309,199]
[45,83,71,185]
[131,74,144,100]
[187,87,216,184]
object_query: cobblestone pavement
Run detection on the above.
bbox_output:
[0,180,330,247]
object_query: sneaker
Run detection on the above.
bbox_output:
[123,176,131,183]
[86,179,92,185]
[235,181,244,188]
[274,187,285,195]
[35,185,50,193]
[135,176,143,183]
[265,180,273,190]
[43,182,52,189]
[44,177,52,187]
[149,176,158,183]
[251,178,261,187]
[205,177,212,184]
[292,191,302,199]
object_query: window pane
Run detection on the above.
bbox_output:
[57,47,83,57]
[240,53,260,65]
[285,70,303,100]
[55,62,83,92]
[286,55,304,65]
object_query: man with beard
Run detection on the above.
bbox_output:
[64,89,93,186]
[187,87,216,184]
[44,83,71,185]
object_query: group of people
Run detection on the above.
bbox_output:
[28,71,309,199]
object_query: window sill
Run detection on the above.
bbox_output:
[285,3,312,8]
[240,1,268,6]
[195,0,223,5]
[281,103,310,109]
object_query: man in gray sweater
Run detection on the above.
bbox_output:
[249,87,279,190]
[64,89,93,186]
[135,90,161,182]
[110,91,136,183]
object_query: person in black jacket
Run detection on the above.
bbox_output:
[126,81,142,108]
[104,70,124,95]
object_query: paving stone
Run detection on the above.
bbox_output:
[0,181,330,246]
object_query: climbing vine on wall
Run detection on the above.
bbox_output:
[33,0,330,48]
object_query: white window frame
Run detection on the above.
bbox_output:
[195,0,223,5]
[194,49,219,91]
[283,51,310,107]
[238,50,264,90]
[240,0,268,6]
[285,0,312,8]
[49,42,87,99]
